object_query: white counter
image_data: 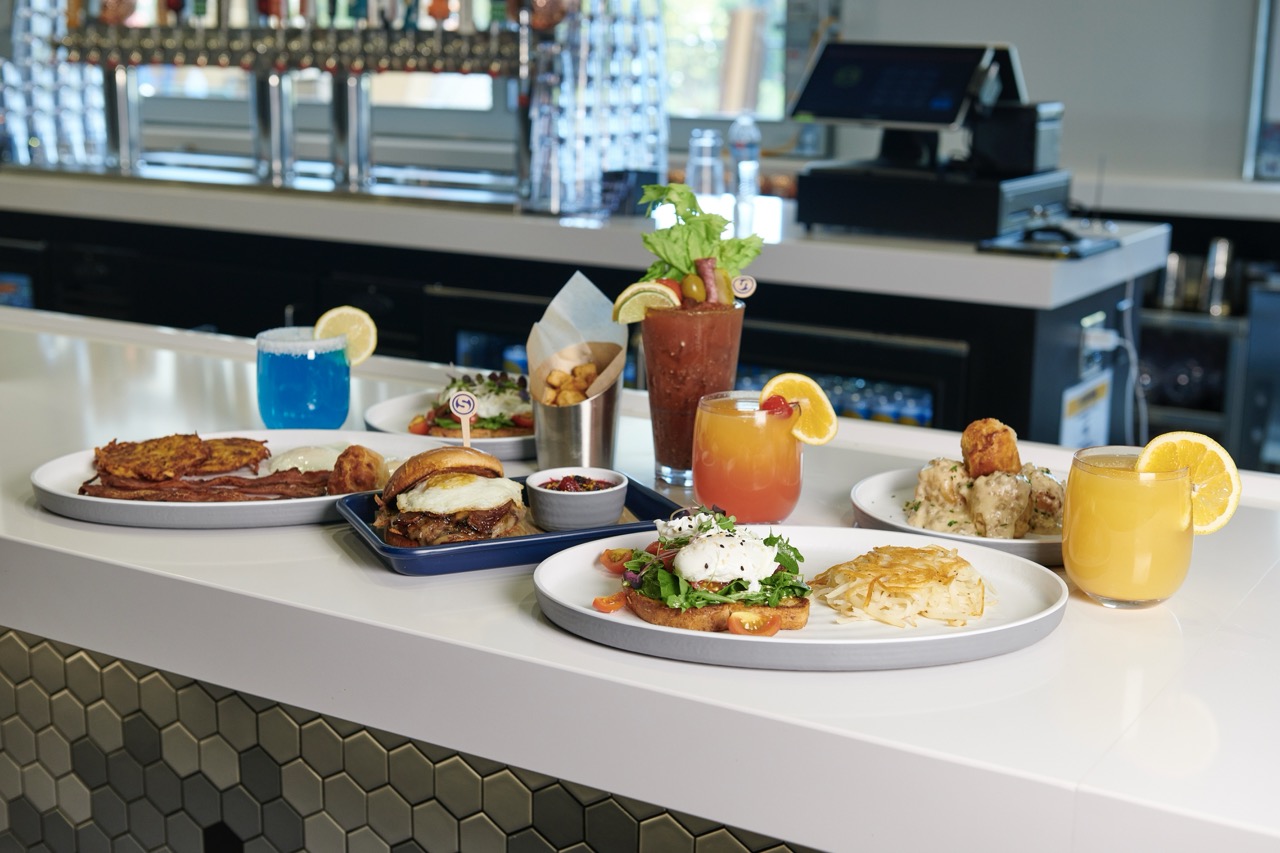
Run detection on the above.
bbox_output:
[2,307,1280,851]
[0,169,1169,310]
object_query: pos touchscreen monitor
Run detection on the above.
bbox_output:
[789,42,1027,131]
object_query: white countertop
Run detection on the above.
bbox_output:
[3,306,1279,853]
[0,169,1169,310]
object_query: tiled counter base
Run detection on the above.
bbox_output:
[0,627,818,853]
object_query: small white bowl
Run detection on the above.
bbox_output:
[526,467,629,531]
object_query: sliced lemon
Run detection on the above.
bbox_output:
[1136,431,1241,534]
[612,281,682,324]
[314,305,378,366]
[759,372,838,445]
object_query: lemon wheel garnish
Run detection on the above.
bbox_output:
[759,372,838,445]
[314,305,378,366]
[1136,431,1241,535]
[612,281,682,324]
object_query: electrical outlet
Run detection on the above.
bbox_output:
[1079,310,1108,378]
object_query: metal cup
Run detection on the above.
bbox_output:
[533,381,621,469]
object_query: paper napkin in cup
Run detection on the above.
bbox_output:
[527,271,628,402]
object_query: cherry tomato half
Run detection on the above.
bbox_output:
[726,611,781,637]
[511,412,534,429]
[599,547,631,574]
[592,591,628,613]
[644,540,677,570]
[653,278,683,300]
[407,414,431,435]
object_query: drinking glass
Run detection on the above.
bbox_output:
[256,326,350,429]
[692,390,802,522]
[641,302,743,486]
[1061,445,1193,608]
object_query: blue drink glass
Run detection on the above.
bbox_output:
[256,326,350,429]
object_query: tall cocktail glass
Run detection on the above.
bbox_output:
[256,326,350,429]
[1062,445,1193,608]
[692,390,801,522]
[641,301,743,486]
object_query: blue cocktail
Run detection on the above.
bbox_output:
[256,326,350,429]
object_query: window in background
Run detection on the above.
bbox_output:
[1248,0,1279,179]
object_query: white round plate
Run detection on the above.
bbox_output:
[364,391,535,462]
[851,468,1064,566]
[31,429,441,529]
[533,526,1068,671]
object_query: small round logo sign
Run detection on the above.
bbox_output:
[449,390,477,419]
[732,275,757,299]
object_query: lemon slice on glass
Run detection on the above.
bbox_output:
[612,281,682,323]
[759,372,838,445]
[315,305,378,366]
[1136,431,1241,534]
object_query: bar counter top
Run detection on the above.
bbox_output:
[0,169,1169,310]
[3,307,1279,852]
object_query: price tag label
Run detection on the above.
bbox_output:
[449,390,477,447]
[732,275,757,299]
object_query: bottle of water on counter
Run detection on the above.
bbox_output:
[728,114,761,200]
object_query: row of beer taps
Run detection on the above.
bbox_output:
[54,0,549,76]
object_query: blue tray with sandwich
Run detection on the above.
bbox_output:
[337,476,682,576]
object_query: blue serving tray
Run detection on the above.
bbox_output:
[336,477,682,576]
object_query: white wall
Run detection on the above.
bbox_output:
[833,0,1263,184]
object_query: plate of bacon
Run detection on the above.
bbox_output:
[30,430,441,529]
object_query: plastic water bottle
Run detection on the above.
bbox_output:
[727,114,761,200]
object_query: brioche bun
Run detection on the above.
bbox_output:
[381,446,504,504]
[623,587,810,632]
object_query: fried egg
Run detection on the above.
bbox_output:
[396,473,524,514]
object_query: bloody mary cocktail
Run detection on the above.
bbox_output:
[641,301,743,485]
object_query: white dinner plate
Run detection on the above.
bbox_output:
[30,429,441,529]
[851,468,1064,567]
[364,391,535,461]
[533,526,1068,671]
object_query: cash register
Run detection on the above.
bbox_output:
[790,41,1104,251]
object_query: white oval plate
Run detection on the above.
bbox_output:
[533,526,1068,671]
[31,429,441,529]
[364,391,535,462]
[851,468,1064,566]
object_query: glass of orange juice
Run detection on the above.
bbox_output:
[1062,445,1193,608]
[691,390,802,523]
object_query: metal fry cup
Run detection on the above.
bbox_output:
[533,380,621,469]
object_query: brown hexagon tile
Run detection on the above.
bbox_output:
[300,719,343,778]
[28,642,67,694]
[56,772,93,824]
[15,678,52,730]
[64,651,103,705]
[388,744,433,805]
[638,813,695,852]
[160,722,200,779]
[176,684,218,739]
[50,688,87,741]
[0,631,32,683]
[458,812,505,852]
[481,769,532,834]
[434,756,482,819]
[323,771,368,831]
[532,782,586,849]
[100,662,140,715]
[303,807,347,852]
[198,734,241,791]
[585,798,640,852]
[35,725,73,777]
[367,784,413,845]
[21,761,58,811]
[281,757,324,817]
[258,705,301,764]
[412,799,459,853]
[2,715,37,764]
[217,694,257,752]
[138,672,179,728]
[344,730,389,790]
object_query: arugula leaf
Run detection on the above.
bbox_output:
[635,566,810,611]
[638,183,764,281]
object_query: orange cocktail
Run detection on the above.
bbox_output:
[1062,445,1193,608]
[692,390,802,523]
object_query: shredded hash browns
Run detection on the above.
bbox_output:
[808,545,990,627]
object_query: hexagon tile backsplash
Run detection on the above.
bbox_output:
[0,627,820,853]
